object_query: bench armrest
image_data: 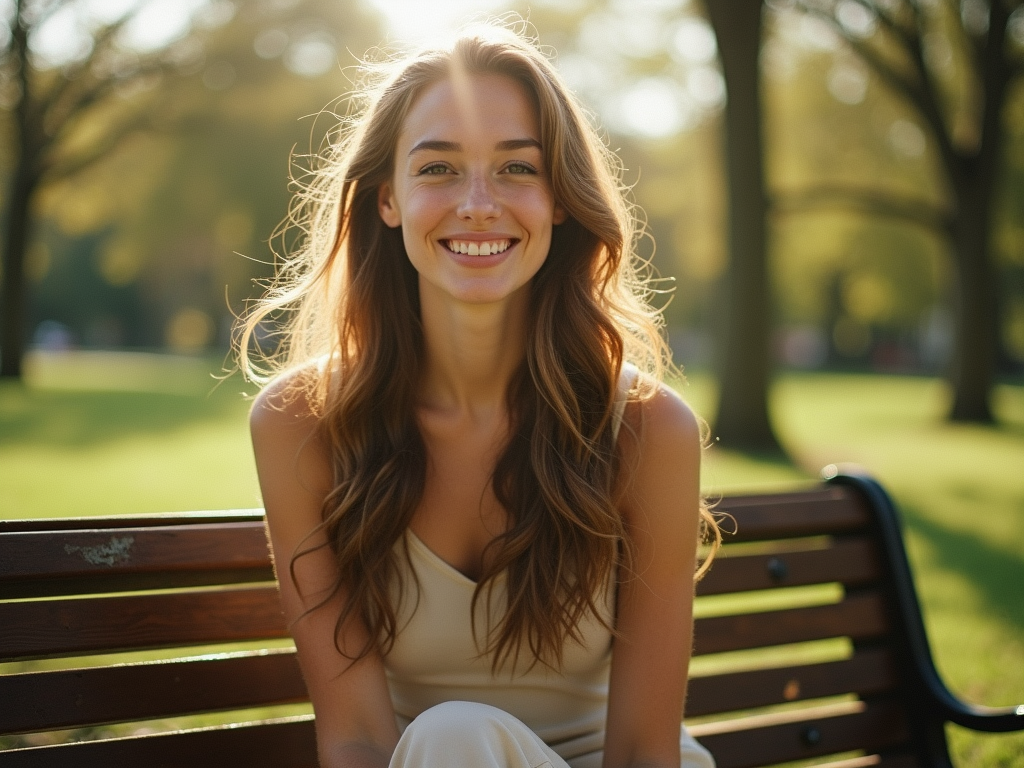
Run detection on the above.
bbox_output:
[825,468,1024,735]
[939,700,1024,733]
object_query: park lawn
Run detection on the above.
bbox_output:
[0,351,261,517]
[1,351,1022,766]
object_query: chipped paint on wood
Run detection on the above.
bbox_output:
[64,536,135,566]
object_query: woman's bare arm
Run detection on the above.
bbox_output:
[603,382,703,768]
[250,377,401,768]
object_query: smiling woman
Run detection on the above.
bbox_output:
[237,21,718,768]
[378,73,565,306]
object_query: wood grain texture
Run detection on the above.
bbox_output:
[686,647,898,717]
[714,488,871,542]
[0,511,265,534]
[0,523,273,599]
[692,591,889,656]
[1,523,271,579]
[0,716,317,768]
[691,699,910,768]
[696,536,881,596]
[0,586,288,661]
[0,649,307,735]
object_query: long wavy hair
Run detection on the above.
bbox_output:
[238,22,719,673]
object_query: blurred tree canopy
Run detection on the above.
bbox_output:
[2,0,1022,423]
[523,0,1023,416]
[781,0,1024,422]
[0,0,206,377]
[1,0,382,376]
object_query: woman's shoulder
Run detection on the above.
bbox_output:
[620,367,702,448]
[249,364,335,519]
[249,362,329,442]
[618,371,702,490]
[617,373,703,527]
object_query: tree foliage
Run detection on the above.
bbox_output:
[1,0,201,376]
[0,0,382,373]
[783,0,1024,421]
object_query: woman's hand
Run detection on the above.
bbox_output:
[250,375,401,768]
[604,382,703,768]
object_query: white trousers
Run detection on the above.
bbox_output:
[390,701,715,768]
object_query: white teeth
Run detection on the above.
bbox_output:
[445,239,511,255]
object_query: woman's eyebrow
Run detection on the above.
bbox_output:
[408,138,542,155]
[409,140,459,155]
[496,138,542,151]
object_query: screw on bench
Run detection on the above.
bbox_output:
[800,726,822,746]
[766,557,788,582]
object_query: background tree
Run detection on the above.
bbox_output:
[1,0,382,376]
[787,0,1024,422]
[706,0,785,453]
[0,0,198,379]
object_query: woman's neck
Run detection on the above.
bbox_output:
[417,281,529,421]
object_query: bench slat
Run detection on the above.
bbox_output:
[693,592,888,656]
[1,568,277,601]
[696,536,881,596]
[0,511,264,534]
[0,716,317,768]
[715,490,870,542]
[0,586,287,661]
[691,699,910,768]
[0,524,273,599]
[0,650,307,735]
[0,523,271,579]
[686,647,897,717]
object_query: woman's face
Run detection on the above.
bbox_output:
[378,71,566,307]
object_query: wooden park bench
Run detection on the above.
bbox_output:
[1,467,1021,767]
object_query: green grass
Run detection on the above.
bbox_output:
[1,351,260,517]
[2,352,1022,766]
[680,370,1024,767]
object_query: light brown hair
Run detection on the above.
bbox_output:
[238,21,718,672]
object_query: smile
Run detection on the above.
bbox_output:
[442,239,515,256]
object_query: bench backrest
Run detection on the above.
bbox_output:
[0,475,932,768]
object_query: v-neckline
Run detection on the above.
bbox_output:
[405,528,487,586]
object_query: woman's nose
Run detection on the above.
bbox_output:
[456,173,500,222]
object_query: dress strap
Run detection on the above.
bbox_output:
[611,363,638,442]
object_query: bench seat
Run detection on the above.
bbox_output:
[1,469,1021,767]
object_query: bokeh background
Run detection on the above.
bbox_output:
[0,0,1021,764]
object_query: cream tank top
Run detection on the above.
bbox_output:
[384,366,632,764]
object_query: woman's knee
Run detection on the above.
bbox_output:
[405,700,513,738]
[393,702,563,768]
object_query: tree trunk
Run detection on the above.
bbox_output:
[705,0,783,454]
[0,154,39,379]
[0,5,36,381]
[941,3,1012,423]
[946,165,999,422]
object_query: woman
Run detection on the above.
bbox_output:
[240,22,718,768]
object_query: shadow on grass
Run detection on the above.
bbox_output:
[902,503,1024,637]
[0,384,251,449]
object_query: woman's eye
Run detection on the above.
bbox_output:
[419,163,451,175]
[504,161,537,175]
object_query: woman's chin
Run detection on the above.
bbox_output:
[418,277,532,309]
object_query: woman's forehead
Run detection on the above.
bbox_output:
[396,72,541,153]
